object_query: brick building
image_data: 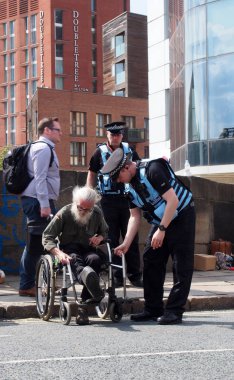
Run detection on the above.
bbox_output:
[0,0,149,169]
[27,87,148,170]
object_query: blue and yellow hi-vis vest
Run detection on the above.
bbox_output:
[98,142,131,195]
[126,158,193,225]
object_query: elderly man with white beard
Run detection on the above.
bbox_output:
[42,186,108,307]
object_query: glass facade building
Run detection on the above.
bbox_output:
[170,0,234,172]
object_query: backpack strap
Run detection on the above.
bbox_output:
[31,141,54,167]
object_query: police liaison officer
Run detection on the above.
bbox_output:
[86,122,143,288]
[101,148,196,324]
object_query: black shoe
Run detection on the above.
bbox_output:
[129,278,143,288]
[114,278,123,288]
[130,310,162,322]
[157,311,182,325]
[76,309,90,325]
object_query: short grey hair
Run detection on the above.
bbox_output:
[72,186,101,204]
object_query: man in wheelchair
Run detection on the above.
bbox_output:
[42,186,108,304]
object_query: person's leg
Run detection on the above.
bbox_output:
[157,207,196,324]
[131,226,168,321]
[101,198,123,284]
[164,208,195,315]
[120,206,142,286]
[70,252,103,302]
[19,197,47,295]
[19,197,55,293]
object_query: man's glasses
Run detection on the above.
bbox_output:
[77,205,93,213]
[51,128,61,133]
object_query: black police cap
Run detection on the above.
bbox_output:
[104,121,126,134]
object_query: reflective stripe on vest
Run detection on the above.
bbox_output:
[126,159,193,225]
[98,142,131,195]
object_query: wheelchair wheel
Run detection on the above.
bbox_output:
[95,294,110,319]
[59,301,71,325]
[36,255,55,321]
[109,301,123,323]
[95,270,110,319]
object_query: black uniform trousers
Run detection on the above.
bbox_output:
[101,196,142,281]
[143,205,196,316]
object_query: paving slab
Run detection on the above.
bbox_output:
[0,269,234,319]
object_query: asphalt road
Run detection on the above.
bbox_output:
[0,310,234,380]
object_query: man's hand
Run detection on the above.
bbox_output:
[114,243,129,257]
[89,234,104,247]
[51,247,71,265]
[151,229,165,250]
[41,207,51,218]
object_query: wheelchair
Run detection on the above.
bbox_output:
[35,240,127,325]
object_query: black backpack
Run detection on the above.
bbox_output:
[2,141,54,194]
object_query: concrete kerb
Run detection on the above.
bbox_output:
[1,296,234,320]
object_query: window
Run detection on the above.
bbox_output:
[3,37,7,51]
[55,9,63,40]
[25,82,29,106]
[4,55,8,82]
[121,116,136,129]
[32,80,37,95]
[31,47,37,77]
[10,116,16,145]
[92,63,97,77]
[3,23,7,35]
[115,33,125,57]
[31,15,37,44]
[55,77,64,89]
[70,111,86,136]
[10,21,15,50]
[115,61,125,84]
[4,100,8,115]
[91,0,96,12]
[25,65,29,79]
[92,79,97,93]
[55,44,63,74]
[10,84,15,114]
[25,49,29,63]
[144,146,149,159]
[70,142,87,166]
[115,89,125,97]
[25,17,29,45]
[4,118,8,145]
[4,86,8,99]
[10,53,15,81]
[96,113,111,137]
[144,118,149,140]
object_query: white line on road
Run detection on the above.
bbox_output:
[1,348,234,365]
[0,335,12,338]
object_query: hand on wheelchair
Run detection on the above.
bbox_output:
[114,242,129,257]
[50,247,71,265]
[89,234,104,247]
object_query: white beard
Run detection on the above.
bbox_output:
[71,203,92,226]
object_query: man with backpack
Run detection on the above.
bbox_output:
[19,117,61,297]
[101,148,196,324]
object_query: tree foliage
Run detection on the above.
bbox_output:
[0,146,11,170]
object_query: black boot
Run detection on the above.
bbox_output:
[130,310,162,322]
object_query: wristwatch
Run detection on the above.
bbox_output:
[158,224,167,232]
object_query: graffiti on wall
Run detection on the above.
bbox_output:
[0,185,26,273]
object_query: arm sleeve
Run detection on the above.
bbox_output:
[146,161,172,196]
[42,212,63,251]
[31,145,51,208]
[88,148,102,173]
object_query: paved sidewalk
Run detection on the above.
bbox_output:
[0,270,234,319]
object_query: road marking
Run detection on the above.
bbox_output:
[0,335,12,338]
[1,348,234,365]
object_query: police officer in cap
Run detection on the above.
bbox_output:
[86,121,143,287]
[100,148,196,325]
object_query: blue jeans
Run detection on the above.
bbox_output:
[19,197,56,290]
